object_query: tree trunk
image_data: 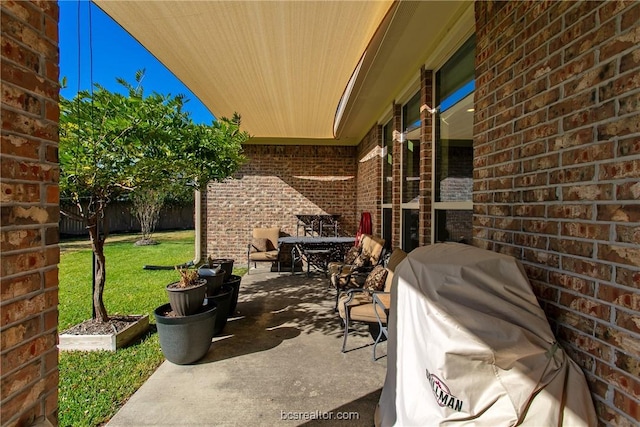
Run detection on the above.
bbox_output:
[88,215,109,322]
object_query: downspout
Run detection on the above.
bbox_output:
[193,188,202,266]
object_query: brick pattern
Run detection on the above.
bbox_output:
[474,1,640,424]
[357,125,383,236]
[419,67,434,246]
[1,1,60,426]
[204,145,357,262]
[392,103,403,248]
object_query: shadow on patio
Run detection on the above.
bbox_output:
[107,267,387,426]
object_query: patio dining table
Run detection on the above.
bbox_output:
[279,236,355,275]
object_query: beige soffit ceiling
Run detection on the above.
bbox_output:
[93,0,394,145]
[334,0,474,143]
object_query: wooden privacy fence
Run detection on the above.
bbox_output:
[60,202,194,236]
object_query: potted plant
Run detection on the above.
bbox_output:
[207,284,234,336]
[207,257,234,282]
[154,302,217,365]
[166,267,207,316]
[155,268,218,365]
[198,264,225,297]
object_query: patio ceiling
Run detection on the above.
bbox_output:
[93,1,472,146]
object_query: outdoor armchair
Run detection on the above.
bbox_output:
[329,234,386,309]
[336,247,406,359]
[247,227,281,274]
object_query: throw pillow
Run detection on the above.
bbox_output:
[363,265,388,292]
[353,254,370,269]
[343,245,361,264]
[251,237,272,252]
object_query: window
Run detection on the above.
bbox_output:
[382,121,393,205]
[381,120,393,246]
[401,91,421,252]
[434,36,475,243]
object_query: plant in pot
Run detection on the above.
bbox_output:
[206,256,234,282]
[155,268,218,365]
[166,267,208,316]
[198,263,225,297]
[204,256,243,314]
[198,263,232,336]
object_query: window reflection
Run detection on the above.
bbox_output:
[402,92,421,204]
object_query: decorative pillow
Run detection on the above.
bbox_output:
[363,265,388,292]
[343,245,361,264]
[353,254,370,269]
[251,237,273,252]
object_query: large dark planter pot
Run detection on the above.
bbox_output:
[166,279,207,316]
[207,284,233,336]
[198,267,225,297]
[224,275,242,314]
[208,258,234,282]
[154,302,217,365]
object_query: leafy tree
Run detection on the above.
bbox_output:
[59,71,247,322]
[130,188,164,245]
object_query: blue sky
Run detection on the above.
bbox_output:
[59,0,215,124]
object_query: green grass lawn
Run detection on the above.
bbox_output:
[58,230,246,427]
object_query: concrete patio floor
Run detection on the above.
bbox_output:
[107,266,388,426]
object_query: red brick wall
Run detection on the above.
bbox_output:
[204,144,357,262]
[1,1,60,425]
[474,1,639,424]
[391,103,402,248]
[357,125,382,236]
[419,66,434,246]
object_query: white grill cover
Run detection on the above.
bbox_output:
[378,243,596,426]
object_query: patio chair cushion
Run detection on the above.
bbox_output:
[386,248,407,272]
[249,250,279,261]
[363,265,388,292]
[361,235,385,265]
[337,290,372,319]
[247,227,282,274]
[337,290,387,324]
[383,270,394,293]
[252,227,280,249]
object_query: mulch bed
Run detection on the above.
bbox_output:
[62,315,144,335]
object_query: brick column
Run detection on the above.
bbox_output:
[391,103,402,248]
[1,1,60,426]
[419,66,434,246]
[357,125,383,236]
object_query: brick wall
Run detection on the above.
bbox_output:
[474,1,639,424]
[356,125,382,236]
[419,66,434,247]
[391,104,402,248]
[1,1,60,426]
[204,144,357,263]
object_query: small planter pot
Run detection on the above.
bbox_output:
[154,302,217,365]
[208,258,234,282]
[224,275,242,315]
[166,279,207,316]
[206,284,233,336]
[198,266,225,297]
